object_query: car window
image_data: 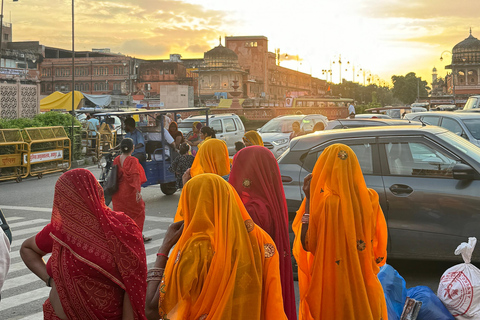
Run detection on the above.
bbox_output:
[224,118,237,132]
[234,118,244,131]
[385,142,458,178]
[441,118,464,135]
[462,119,480,139]
[211,120,223,133]
[422,116,440,126]
[303,143,373,174]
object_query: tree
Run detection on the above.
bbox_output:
[391,72,430,105]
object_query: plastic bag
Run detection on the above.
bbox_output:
[378,264,407,320]
[408,286,454,320]
[437,237,480,319]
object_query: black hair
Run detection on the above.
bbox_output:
[235,141,245,152]
[124,117,136,128]
[201,126,216,138]
[313,122,325,131]
[120,138,134,154]
[179,142,190,155]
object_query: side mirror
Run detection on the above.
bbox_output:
[453,163,476,180]
[461,132,469,140]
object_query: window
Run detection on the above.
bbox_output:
[211,120,223,133]
[244,41,258,47]
[421,116,441,126]
[441,118,464,135]
[385,142,458,178]
[3,34,8,41]
[224,118,236,132]
[234,118,244,131]
[113,83,121,91]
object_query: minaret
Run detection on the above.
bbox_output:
[432,67,438,84]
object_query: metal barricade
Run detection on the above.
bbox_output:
[0,129,28,182]
[97,123,117,162]
[81,123,100,159]
[23,126,71,179]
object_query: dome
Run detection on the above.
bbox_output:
[453,34,480,52]
[451,31,480,64]
[432,67,437,72]
[203,44,240,69]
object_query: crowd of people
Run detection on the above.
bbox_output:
[16,115,388,320]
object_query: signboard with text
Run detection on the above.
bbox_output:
[24,150,63,164]
[0,154,22,168]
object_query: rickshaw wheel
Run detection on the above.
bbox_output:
[38,173,43,179]
[160,182,177,195]
[16,176,22,183]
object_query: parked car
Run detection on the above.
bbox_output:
[278,125,480,261]
[178,114,245,154]
[404,111,480,147]
[354,114,392,119]
[258,114,328,158]
[461,95,480,111]
[324,118,418,130]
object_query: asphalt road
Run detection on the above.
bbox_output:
[0,166,462,319]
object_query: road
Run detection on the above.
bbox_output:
[0,166,461,319]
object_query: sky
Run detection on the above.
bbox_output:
[8,0,480,85]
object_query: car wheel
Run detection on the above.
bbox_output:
[160,182,177,195]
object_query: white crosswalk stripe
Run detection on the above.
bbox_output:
[0,213,173,319]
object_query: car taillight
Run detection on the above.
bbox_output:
[281,175,293,183]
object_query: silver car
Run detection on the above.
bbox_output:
[279,125,480,261]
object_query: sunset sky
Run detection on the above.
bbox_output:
[8,0,480,85]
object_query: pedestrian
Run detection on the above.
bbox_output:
[289,121,303,140]
[348,102,356,118]
[243,130,264,146]
[313,122,325,132]
[167,121,184,149]
[186,121,203,155]
[197,126,216,148]
[293,144,388,320]
[124,117,147,162]
[168,143,195,189]
[182,138,230,185]
[145,174,287,320]
[86,114,100,154]
[112,138,151,242]
[20,169,147,320]
[229,146,297,320]
[235,141,245,153]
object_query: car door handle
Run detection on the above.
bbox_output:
[389,184,413,196]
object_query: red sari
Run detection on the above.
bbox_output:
[44,168,147,320]
[229,146,297,320]
[112,156,147,231]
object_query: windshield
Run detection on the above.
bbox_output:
[259,118,302,133]
[178,120,207,135]
[438,131,480,163]
[464,97,479,110]
[463,119,480,139]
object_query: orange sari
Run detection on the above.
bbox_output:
[243,130,264,146]
[112,156,147,231]
[293,144,388,320]
[190,138,230,177]
[164,174,286,320]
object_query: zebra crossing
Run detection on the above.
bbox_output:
[0,211,173,320]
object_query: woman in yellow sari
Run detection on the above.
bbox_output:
[243,130,264,147]
[293,144,388,320]
[145,174,287,320]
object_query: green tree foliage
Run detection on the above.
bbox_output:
[328,81,400,107]
[391,72,430,105]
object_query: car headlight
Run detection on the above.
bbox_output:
[272,138,289,146]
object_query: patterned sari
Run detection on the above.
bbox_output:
[229,146,297,320]
[165,174,287,320]
[190,138,230,177]
[292,144,388,320]
[44,169,147,320]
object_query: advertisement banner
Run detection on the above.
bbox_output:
[24,150,63,164]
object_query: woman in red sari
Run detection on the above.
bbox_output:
[112,138,150,241]
[20,168,147,320]
[168,121,184,149]
[229,146,297,320]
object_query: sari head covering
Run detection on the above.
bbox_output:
[229,146,296,320]
[190,138,230,177]
[168,121,184,145]
[50,169,147,320]
[163,174,286,320]
[243,130,264,146]
[292,144,388,320]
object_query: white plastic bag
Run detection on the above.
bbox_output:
[437,237,480,319]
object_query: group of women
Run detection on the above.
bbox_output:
[20,122,388,319]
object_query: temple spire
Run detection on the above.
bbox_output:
[219,36,222,46]
[470,27,472,36]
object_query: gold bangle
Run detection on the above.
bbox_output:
[147,276,163,282]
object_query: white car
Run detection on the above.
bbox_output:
[258,114,328,158]
[178,113,245,154]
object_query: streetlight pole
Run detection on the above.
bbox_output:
[440,50,455,106]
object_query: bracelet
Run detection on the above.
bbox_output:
[301,214,310,224]
[147,276,163,282]
[157,252,169,259]
[46,276,52,287]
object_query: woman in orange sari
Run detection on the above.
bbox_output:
[229,146,296,320]
[145,174,287,320]
[293,144,388,320]
[20,169,147,320]
[112,138,149,241]
[243,130,264,146]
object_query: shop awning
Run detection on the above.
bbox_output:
[82,93,112,107]
[216,99,245,108]
[40,91,84,111]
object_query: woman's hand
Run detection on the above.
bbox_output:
[49,279,67,320]
[303,174,313,199]
[159,221,184,255]
[182,168,191,186]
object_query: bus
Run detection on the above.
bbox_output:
[290,97,353,119]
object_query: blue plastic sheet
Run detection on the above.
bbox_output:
[378,264,407,320]
[408,286,454,320]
